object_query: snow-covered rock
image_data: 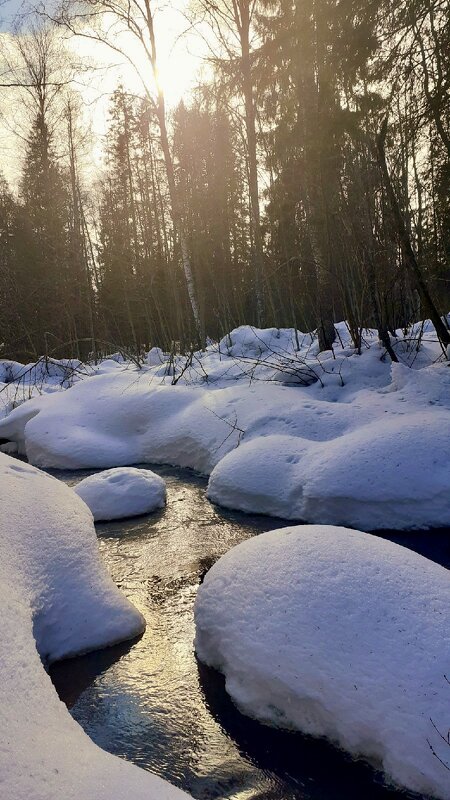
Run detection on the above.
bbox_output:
[0,376,346,473]
[0,357,84,385]
[74,467,166,521]
[195,524,450,799]
[93,358,127,374]
[0,452,190,800]
[0,359,31,383]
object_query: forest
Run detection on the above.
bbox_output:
[2,4,450,800]
[0,0,449,361]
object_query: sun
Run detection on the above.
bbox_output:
[69,2,202,110]
[132,27,200,109]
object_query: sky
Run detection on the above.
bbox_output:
[0,0,206,186]
[0,0,25,27]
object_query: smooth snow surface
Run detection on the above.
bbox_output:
[195,524,450,799]
[74,467,166,521]
[1,321,450,530]
[0,452,190,800]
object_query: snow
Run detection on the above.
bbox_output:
[194,524,450,799]
[0,320,449,530]
[218,325,312,360]
[146,346,165,366]
[0,451,190,800]
[207,407,450,530]
[74,466,166,521]
[0,321,449,796]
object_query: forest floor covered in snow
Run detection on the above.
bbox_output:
[1,320,450,800]
[1,320,449,530]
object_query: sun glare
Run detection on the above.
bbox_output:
[63,0,204,168]
[78,3,201,105]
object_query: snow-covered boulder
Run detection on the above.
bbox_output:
[195,525,450,799]
[94,358,127,374]
[0,452,190,800]
[74,467,166,521]
[103,351,126,363]
[22,357,84,384]
[0,357,83,385]
[0,374,248,472]
[0,359,28,383]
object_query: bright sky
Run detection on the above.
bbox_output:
[0,0,207,186]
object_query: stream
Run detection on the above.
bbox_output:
[50,464,450,800]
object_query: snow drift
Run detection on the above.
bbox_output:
[0,452,190,800]
[74,466,166,521]
[194,524,450,799]
[1,323,449,530]
[207,408,450,530]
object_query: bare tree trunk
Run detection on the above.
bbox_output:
[143,0,202,342]
[306,201,335,351]
[238,3,265,326]
[67,100,98,361]
[415,19,450,160]
[295,3,336,353]
[377,117,450,347]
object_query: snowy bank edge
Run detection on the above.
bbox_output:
[0,327,450,531]
[0,453,190,800]
[194,524,450,799]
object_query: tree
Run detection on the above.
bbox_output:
[55,0,203,342]
[0,24,95,357]
[192,0,266,325]
[173,97,251,336]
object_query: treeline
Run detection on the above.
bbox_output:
[0,0,449,361]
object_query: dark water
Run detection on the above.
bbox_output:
[50,465,450,800]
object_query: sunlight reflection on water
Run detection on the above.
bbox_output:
[50,464,447,800]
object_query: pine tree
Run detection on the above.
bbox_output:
[18,111,72,354]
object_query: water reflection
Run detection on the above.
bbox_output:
[196,660,417,800]
[50,464,444,800]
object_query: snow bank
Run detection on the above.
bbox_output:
[0,452,190,800]
[218,325,310,359]
[0,375,352,472]
[74,467,166,521]
[207,408,450,530]
[0,323,449,530]
[0,356,85,386]
[194,525,450,799]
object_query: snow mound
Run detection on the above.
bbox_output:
[207,409,450,530]
[0,452,190,800]
[74,467,166,521]
[195,525,450,799]
[0,356,84,385]
[0,375,250,472]
[218,325,310,358]
[0,323,449,530]
[146,346,165,366]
